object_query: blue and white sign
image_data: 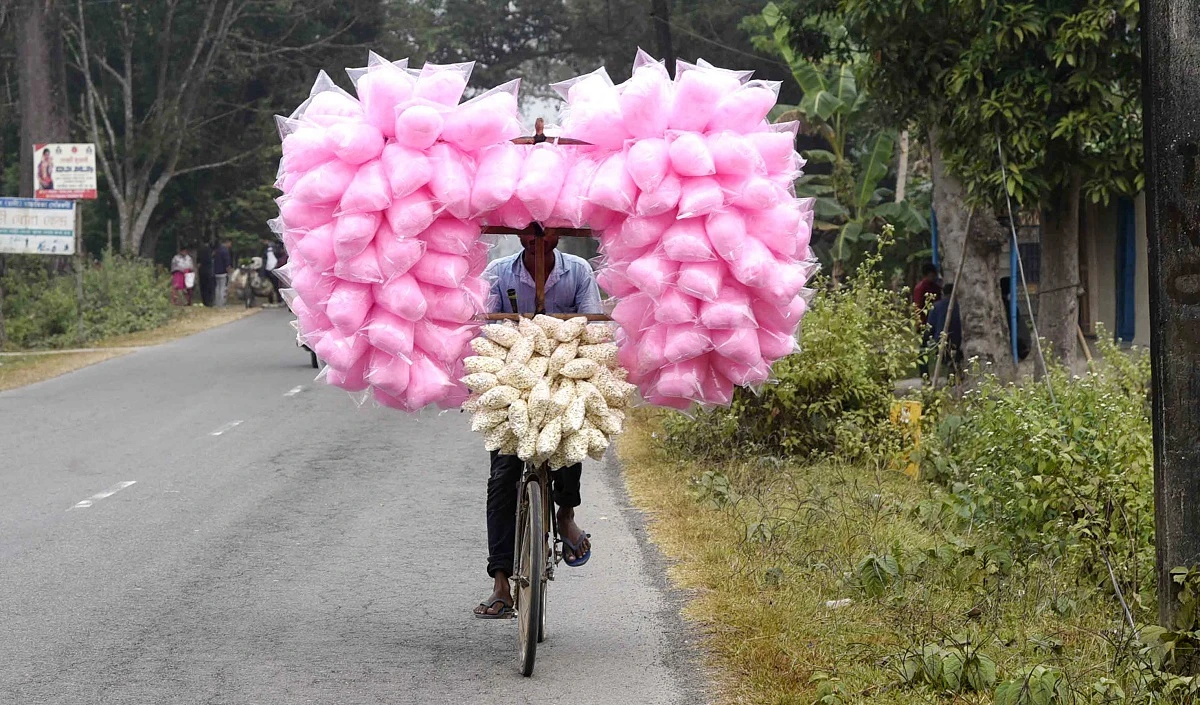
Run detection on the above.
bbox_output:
[0,197,76,255]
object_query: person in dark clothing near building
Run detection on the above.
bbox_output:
[929,283,963,375]
[196,242,216,307]
[213,239,233,307]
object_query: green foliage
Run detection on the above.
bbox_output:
[785,0,1143,210]
[917,334,1154,597]
[896,639,998,693]
[662,233,921,461]
[995,665,1070,705]
[1,252,171,349]
[749,4,928,271]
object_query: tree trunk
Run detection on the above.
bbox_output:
[651,0,675,77]
[895,130,909,203]
[16,0,69,198]
[1039,175,1082,367]
[930,130,1011,370]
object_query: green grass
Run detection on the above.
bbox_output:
[619,409,1136,705]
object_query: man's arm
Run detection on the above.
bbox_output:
[574,261,603,315]
[482,259,506,314]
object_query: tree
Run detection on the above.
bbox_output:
[14,0,68,199]
[784,0,1143,366]
[749,3,928,280]
[65,0,385,257]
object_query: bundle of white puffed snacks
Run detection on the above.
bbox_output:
[462,316,637,467]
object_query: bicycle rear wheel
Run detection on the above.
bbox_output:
[514,478,544,677]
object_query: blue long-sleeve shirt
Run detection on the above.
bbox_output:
[483,250,602,315]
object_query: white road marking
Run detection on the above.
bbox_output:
[70,481,136,510]
[209,420,243,436]
[283,385,305,397]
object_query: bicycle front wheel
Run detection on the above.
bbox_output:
[514,478,544,677]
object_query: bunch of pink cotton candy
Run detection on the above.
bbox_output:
[271,53,521,411]
[556,50,819,409]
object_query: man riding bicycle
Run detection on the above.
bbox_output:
[474,226,603,619]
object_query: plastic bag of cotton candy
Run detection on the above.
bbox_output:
[461,316,637,467]
[273,53,522,410]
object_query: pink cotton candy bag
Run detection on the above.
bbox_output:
[516,146,568,221]
[338,160,391,215]
[381,142,432,199]
[410,250,469,289]
[661,218,715,262]
[373,273,427,321]
[365,308,416,361]
[325,122,385,165]
[625,138,670,192]
[676,260,725,302]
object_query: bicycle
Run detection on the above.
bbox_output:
[511,461,561,677]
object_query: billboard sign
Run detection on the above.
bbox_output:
[33,143,98,200]
[0,197,76,255]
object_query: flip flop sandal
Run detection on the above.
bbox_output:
[562,532,592,567]
[473,599,514,619]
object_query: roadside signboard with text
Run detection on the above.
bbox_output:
[33,143,97,200]
[0,198,76,255]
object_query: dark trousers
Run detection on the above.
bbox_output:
[486,452,582,578]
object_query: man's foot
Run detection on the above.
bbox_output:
[473,575,513,618]
[557,506,591,565]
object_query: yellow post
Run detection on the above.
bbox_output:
[889,400,922,478]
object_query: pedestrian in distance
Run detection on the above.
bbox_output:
[914,261,943,377]
[929,282,964,376]
[197,241,216,307]
[170,246,195,306]
[213,239,233,307]
[912,261,942,325]
[260,237,283,305]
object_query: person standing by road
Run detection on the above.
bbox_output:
[197,241,216,307]
[473,225,603,619]
[213,239,233,307]
[170,246,195,306]
[912,262,942,324]
[260,237,283,305]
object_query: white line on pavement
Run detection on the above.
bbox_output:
[283,385,305,397]
[209,420,244,436]
[70,481,137,510]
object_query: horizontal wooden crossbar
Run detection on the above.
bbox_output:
[481,313,612,321]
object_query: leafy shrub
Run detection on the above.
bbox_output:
[662,235,921,461]
[2,251,171,349]
[917,332,1154,598]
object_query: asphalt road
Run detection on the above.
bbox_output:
[0,310,705,705]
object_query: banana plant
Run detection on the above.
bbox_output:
[753,3,928,275]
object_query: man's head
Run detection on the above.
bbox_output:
[943,283,954,299]
[222,239,232,248]
[921,262,938,281]
[41,148,50,158]
[518,224,559,263]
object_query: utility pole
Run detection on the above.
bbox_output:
[1142,0,1200,628]
[650,0,675,78]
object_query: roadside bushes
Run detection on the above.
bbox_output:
[662,237,922,461]
[917,334,1155,599]
[1,251,171,349]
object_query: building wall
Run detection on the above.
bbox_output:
[1081,193,1151,347]
[1083,201,1119,338]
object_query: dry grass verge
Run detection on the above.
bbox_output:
[618,408,1125,705]
[0,307,258,391]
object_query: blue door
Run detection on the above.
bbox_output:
[1115,198,1136,342]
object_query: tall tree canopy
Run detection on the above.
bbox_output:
[780,0,1143,364]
